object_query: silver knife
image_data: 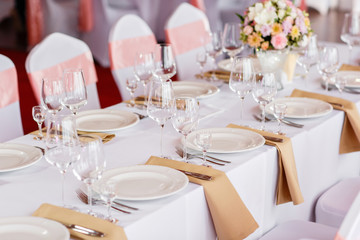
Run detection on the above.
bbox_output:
[64,224,105,237]
[176,169,213,181]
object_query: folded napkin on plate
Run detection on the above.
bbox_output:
[291,89,360,154]
[339,64,360,71]
[196,70,230,82]
[30,128,115,143]
[33,203,127,240]
[146,156,258,240]
[227,124,304,205]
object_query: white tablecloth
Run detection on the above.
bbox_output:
[1,42,360,239]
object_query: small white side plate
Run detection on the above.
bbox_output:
[172,81,219,99]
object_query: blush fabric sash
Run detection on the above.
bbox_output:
[78,0,94,32]
[190,0,206,12]
[108,34,157,70]
[28,52,97,104]
[165,19,210,56]
[0,67,19,108]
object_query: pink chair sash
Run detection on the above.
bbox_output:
[78,0,94,32]
[28,51,97,104]
[0,67,19,108]
[334,232,345,240]
[165,19,210,56]
[26,0,44,47]
[190,0,206,12]
[109,34,157,70]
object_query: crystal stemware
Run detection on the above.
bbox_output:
[205,31,223,83]
[273,103,287,135]
[222,22,244,63]
[153,43,176,81]
[317,46,340,91]
[195,130,212,167]
[229,57,256,121]
[72,134,106,216]
[296,35,319,83]
[126,76,138,107]
[252,73,277,130]
[196,49,207,77]
[41,76,64,116]
[134,52,155,100]
[61,68,88,115]
[171,97,199,162]
[32,105,46,140]
[341,13,360,64]
[98,179,117,223]
[147,78,175,158]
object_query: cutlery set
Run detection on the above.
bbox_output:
[252,114,304,128]
[175,146,230,166]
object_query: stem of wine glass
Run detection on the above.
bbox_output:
[37,122,43,139]
[60,171,65,207]
[277,119,282,135]
[130,92,135,107]
[107,199,112,220]
[240,97,244,120]
[202,150,207,166]
[183,135,188,162]
[260,102,266,131]
[86,183,94,215]
[160,124,164,158]
[348,45,353,64]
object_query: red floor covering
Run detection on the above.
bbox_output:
[0,48,122,134]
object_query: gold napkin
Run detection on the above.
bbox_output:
[30,128,115,143]
[291,89,360,154]
[227,124,304,205]
[33,203,127,240]
[283,53,298,82]
[339,64,360,71]
[146,156,258,240]
[196,70,231,82]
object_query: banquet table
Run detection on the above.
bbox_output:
[1,42,360,240]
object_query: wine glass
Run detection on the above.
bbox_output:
[252,73,277,130]
[32,105,46,140]
[134,52,155,100]
[273,103,287,135]
[196,49,207,77]
[335,76,347,94]
[44,114,81,208]
[126,76,138,107]
[171,97,199,162]
[147,78,175,158]
[341,13,360,64]
[296,35,319,82]
[205,31,223,83]
[317,46,340,91]
[222,22,244,63]
[72,134,106,216]
[61,68,88,115]
[195,130,212,167]
[41,76,64,116]
[153,43,176,81]
[229,57,256,121]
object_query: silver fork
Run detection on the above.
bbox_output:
[76,189,138,214]
[175,147,230,166]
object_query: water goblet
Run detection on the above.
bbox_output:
[98,179,117,223]
[252,73,277,130]
[72,134,106,216]
[341,13,360,64]
[134,52,155,102]
[41,76,64,116]
[32,105,46,140]
[222,22,244,63]
[61,68,88,115]
[205,31,223,84]
[126,76,138,107]
[171,97,199,162]
[147,77,175,158]
[273,103,287,135]
[195,130,212,167]
[317,46,340,91]
[196,49,207,77]
[229,57,256,121]
[296,35,319,83]
[335,76,347,94]
[153,43,176,81]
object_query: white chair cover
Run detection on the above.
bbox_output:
[164,2,211,80]
[0,54,24,142]
[25,32,100,111]
[81,0,140,67]
[108,14,157,101]
[316,178,360,228]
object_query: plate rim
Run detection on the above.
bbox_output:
[185,127,265,153]
[334,70,360,89]
[172,81,219,99]
[265,97,333,119]
[76,109,139,132]
[0,143,42,173]
[93,165,189,201]
[0,216,69,240]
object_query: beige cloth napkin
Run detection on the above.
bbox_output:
[33,203,127,240]
[339,64,360,71]
[283,53,298,82]
[291,89,360,154]
[146,156,258,240]
[227,124,304,205]
[30,128,115,143]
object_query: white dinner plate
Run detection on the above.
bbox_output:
[0,216,69,240]
[185,128,265,153]
[172,81,219,99]
[0,144,42,173]
[333,71,360,89]
[265,97,333,119]
[217,58,262,73]
[76,109,139,132]
[92,165,188,201]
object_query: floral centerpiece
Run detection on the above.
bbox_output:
[238,0,312,51]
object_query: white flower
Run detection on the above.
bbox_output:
[298,35,309,47]
[290,9,297,18]
[255,24,261,32]
[278,9,285,19]
[265,1,272,9]
[254,8,277,26]
[277,0,286,9]
[248,7,255,20]
[255,3,264,13]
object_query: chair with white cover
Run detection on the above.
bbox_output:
[258,192,360,240]
[25,32,100,111]
[108,14,157,101]
[164,2,211,80]
[315,177,360,228]
[0,54,24,142]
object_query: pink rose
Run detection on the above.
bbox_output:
[243,25,253,35]
[260,24,271,37]
[271,33,288,49]
[282,19,292,35]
